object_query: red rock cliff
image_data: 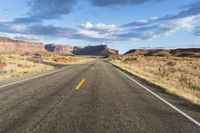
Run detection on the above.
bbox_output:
[0,37,46,54]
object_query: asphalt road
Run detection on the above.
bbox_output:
[0,60,200,133]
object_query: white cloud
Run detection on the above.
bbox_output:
[80,22,119,32]
[76,22,120,41]
[135,19,148,24]
[76,30,102,38]
[95,23,118,32]
[81,22,93,30]
[159,16,196,36]
[169,16,195,30]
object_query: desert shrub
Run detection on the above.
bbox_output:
[166,61,176,66]
[110,56,200,104]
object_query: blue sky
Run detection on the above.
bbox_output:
[0,0,200,53]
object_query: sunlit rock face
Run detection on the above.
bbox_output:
[0,37,118,56]
[0,37,46,54]
[45,44,74,55]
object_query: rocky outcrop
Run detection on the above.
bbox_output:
[124,49,149,56]
[125,48,200,57]
[0,37,118,56]
[0,37,46,54]
[45,44,74,55]
[73,45,118,56]
[45,44,118,56]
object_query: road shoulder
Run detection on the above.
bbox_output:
[107,60,200,126]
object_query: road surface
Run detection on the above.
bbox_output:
[0,60,199,133]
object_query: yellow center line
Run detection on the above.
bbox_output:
[75,79,85,90]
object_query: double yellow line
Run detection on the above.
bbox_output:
[75,79,85,90]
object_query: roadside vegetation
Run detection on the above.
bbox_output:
[110,55,200,105]
[0,54,95,81]
[0,54,53,81]
[42,54,95,64]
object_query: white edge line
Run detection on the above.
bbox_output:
[116,68,200,127]
[0,68,65,89]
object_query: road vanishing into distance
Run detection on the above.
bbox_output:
[0,60,200,133]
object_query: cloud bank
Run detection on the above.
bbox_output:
[0,0,200,43]
[14,0,77,23]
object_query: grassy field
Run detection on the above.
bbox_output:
[110,55,200,105]
[42,54,95,64]
[0,54,54,81]
[0,54,95,81]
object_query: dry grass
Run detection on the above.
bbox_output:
[0,54,95,81]
[43,55,95,64]
[110,55,200,105]
[0,54,54,81]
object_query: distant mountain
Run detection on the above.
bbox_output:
[125,48,200,58]
[45,44,118,56]
[0,37,118,56]
[2,37,199,57]
[45,44,74,55]
[73,45,118,56]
